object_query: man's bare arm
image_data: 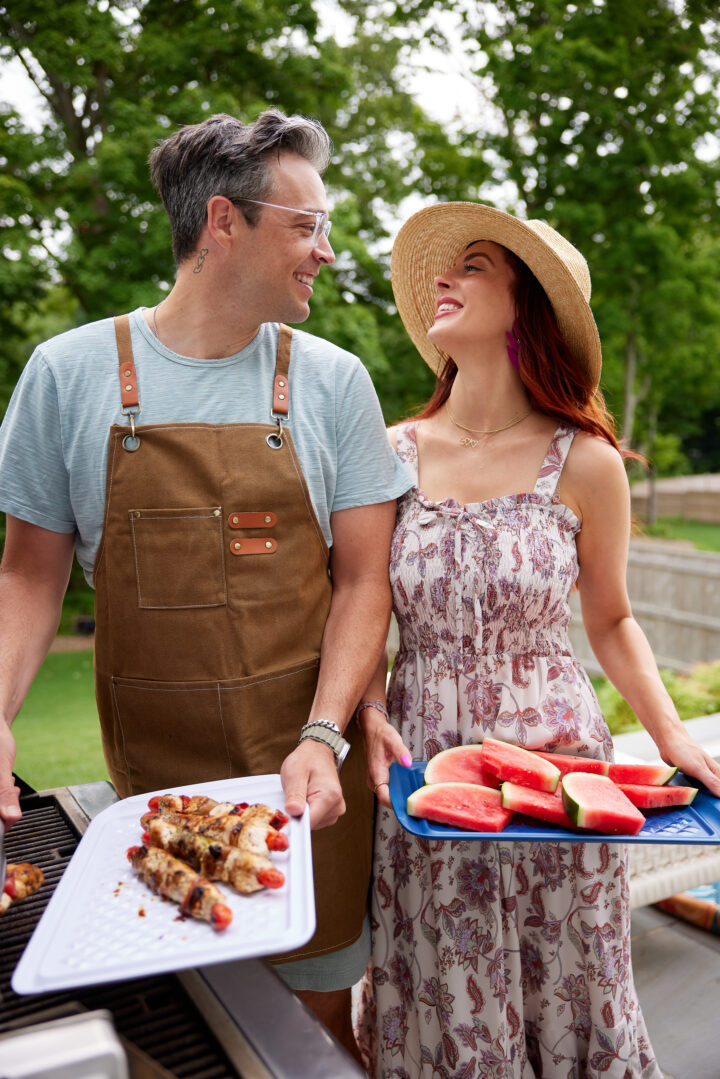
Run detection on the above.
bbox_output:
[0,516,75,823]
[280,499,396,829]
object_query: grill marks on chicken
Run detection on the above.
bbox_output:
[1,862,45,915]
[141,803,289,857]
[127,845,232,930]
[145,817,285,894]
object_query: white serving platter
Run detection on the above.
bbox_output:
[12,774,314,995]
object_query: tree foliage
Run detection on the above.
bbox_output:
[449,0,720,462]
[0,0,476,416]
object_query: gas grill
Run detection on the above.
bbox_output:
[0,778,365,1078]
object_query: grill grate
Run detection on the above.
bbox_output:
[1,793,239,1078]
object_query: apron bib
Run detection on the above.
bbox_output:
[92,315,373,960]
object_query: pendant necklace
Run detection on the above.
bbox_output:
[446,401,532,449]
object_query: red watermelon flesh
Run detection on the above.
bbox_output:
[607,761,678,785]
[617,783,698,809]
[407,782,515,832]
[534,751,609,777]
[501,781,577,829]
[480,738,561,793]
[562,773,646,835]
[424,745,501,789]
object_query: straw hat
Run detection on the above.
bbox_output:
[391,202,602,390]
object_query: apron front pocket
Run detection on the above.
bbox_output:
[111,677,232,794]
[129,506,226,609]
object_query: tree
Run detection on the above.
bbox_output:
[0,0,477,415]
[448,0,720,461]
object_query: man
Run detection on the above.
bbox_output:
[0,110,410,1058]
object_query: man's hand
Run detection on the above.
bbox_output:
[280,740,346,830]
[0,722,21,827]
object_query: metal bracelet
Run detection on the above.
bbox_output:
[299,718,341,735]
[356,700,389,721]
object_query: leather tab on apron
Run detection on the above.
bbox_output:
[228,512,277,528]
[114,315,139,410]
[229,538,277,556]
[272,324,292,417]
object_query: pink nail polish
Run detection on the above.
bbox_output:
[401,753,412,767]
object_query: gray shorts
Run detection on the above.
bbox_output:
[272,915,371,992]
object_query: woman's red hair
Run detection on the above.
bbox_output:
[415,247,640,462]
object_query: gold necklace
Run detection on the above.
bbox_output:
[446,402,532,448]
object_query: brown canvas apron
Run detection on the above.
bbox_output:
[92,314,374,960]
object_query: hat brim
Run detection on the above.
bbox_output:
[390,202,602,391]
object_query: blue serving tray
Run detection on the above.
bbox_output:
[389,761,720,844]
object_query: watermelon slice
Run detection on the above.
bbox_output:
[534,750,609,777]
[617,783,698,809]
[406,782,514,832]
[501,781,577,829]
[561,773,646,835]
[424,745,501,789]
[480,738,561,793]
[607,761,678,785]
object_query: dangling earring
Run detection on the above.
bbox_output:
[505,319,520,370]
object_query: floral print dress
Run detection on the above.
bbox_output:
[356,423,661,1079]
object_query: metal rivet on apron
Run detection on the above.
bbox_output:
[266,433,283,450]
[124,369,132,378]
[278,394,285,401]
[213,509,221,517]
[123,435,140,453]
[124,384,133,392]
[265,541,272,549]
[232,541,241,551]
[134,511,141,518]
[278,380,285,387]
[231,515,239,525]
[264,515,272,523]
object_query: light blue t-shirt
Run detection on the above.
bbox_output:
[0,309,411,585]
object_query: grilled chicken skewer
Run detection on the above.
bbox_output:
[141,804,289,856]
[148,793,289,833]
[126,845,232,930]
[1,862,45,915]
[145,818,284,894]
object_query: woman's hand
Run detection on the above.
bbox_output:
[357,705,412,809]
[653,724,720,798]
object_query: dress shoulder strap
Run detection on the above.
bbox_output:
[393,421,419,483]
[533,425,577,497]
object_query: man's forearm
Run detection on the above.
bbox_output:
[0,567,68,725]
[308,576,392,732]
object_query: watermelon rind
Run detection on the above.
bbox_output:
[606,761,678,786]
[501,781,577,829]
[424,745,501,789]
[407,781,514,832]
[480,737,561,793]
[617,783,698,809]
[561,773,646,835]
[534,751,609,777]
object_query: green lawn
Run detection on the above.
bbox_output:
[638,516,720,553]
[13,649,109,791]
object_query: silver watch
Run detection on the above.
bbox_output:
[298,722,351,773]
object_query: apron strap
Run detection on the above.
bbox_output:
[272,324,292,418]
[114,314,140,411]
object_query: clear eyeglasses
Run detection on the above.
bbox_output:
[234,198,332,246]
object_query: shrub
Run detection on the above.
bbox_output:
[594,660,720,736]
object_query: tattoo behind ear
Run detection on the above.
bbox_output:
[193,248,209,274]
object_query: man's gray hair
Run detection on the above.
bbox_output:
[149,109,333,264]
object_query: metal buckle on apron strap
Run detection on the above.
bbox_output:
[121,405,142,452]
[266,414,284,450]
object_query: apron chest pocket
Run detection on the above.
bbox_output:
[129,506,227,609]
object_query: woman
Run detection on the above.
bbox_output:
[355,202,720,1078]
